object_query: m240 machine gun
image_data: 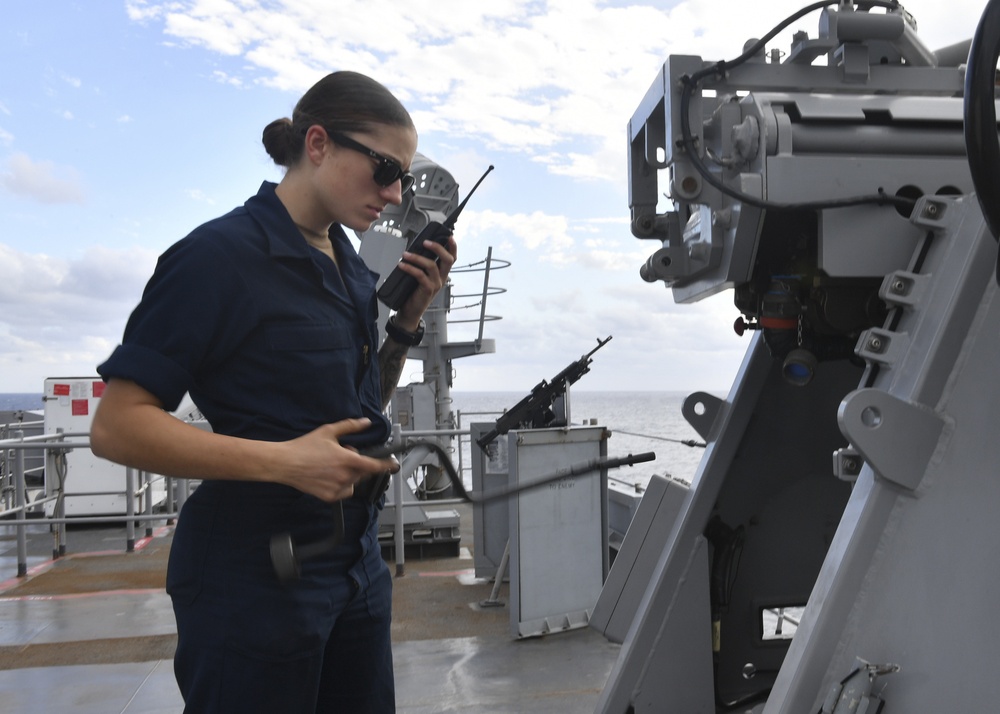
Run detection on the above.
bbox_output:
[475,336,611,453]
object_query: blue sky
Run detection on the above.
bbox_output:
[0,1,984,394]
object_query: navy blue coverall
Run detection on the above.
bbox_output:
[98,181,395,713]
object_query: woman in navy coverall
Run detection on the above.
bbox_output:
[90,71,456,713]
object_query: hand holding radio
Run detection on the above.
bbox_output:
[377,164,494,311]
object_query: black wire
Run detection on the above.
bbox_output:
[275,442,657,579]
[677,0,916,214]
[963,0,1000,285]
[964,0,1000,244]
[688,0,901,86]
[369,440,655,504]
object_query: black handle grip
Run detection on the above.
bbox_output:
[376,164,493,310]
[376,222,453,310]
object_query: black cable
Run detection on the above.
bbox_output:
[688,0,900,86]
[963,0,1000,284]
[371,440,655,504]
[677,0,917,214]
[271,441,657,581]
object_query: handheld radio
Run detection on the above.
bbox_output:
[377,164,494,310]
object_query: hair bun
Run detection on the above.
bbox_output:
[262,117,296,167]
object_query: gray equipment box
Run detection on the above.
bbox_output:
[508,425,609,638]
[470,422,511,579]
[591,473,690,643]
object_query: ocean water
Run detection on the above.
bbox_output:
[450,390,712,487]
[0,394,44,412]
[0,390,712,486]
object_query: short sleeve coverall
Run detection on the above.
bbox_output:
[97,181,396,713]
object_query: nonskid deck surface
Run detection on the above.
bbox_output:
[0,504,619,713]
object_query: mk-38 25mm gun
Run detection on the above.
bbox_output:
[593,2,1000,713]
[475,336,611,454]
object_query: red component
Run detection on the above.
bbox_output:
[92,381,106,398]
[759,316,799,330]
[53,384,71,396]
[71,399,89,416]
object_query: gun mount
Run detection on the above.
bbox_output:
[476,336,612,453]
[597,3,1000,713]
[630,1,976,386]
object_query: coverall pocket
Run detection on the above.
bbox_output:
[166,492,219,606]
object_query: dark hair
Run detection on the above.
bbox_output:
[261,71,415,168]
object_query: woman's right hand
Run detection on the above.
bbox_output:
[279,418,399,502]
[92,379,395,502]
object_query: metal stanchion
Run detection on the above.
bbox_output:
[143,470,153,537]
[394,457,405,578]
[13,430,27,577]
[52,431,68,556]
[165,477,176,525]
[480,539,510,608]
[125,466,136,552]
[177,477,190,514]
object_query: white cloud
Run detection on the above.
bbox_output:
[462,208,574,257]
[115,0,678,182]
[0,244,156,314]
[3,0,978,395]
[458,208,652,273]
[125,0,167,23]
[0,127,13,145]
[184,188,216,204]
[118,0,984,194]
[0,243,157,390]
[0,153,85,204]
[211,70,244,87]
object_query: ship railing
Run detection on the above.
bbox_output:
[447,247,509,347]
[0,417,46,487]
[0,428,183,579]
[1,419,484,583]
[380,422,495,576]
[3,414,506,583]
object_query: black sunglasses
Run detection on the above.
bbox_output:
[326,130,415,193]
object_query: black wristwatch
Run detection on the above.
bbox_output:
[385,316,424,346]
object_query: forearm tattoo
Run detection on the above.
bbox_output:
[378,338,410,410]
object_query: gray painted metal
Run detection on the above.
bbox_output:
[597,335,858,712]
[604,5,1000,711]
[509,426,608,639]
[470,421,512,579]
[767,199,1000,714]
[591,473,689,644]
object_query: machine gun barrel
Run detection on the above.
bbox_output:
[475,336,612,452]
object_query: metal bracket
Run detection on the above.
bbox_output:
[682,391,725,442]
[909,196,952,230]
[878,270,928,310]
[838,389,946,491]
[821,658,899,714]
[854,328,909,368]
[832,446,863,483]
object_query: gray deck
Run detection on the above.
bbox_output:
[0,507,619,713]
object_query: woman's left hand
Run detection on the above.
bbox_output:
[392,233,458,329]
